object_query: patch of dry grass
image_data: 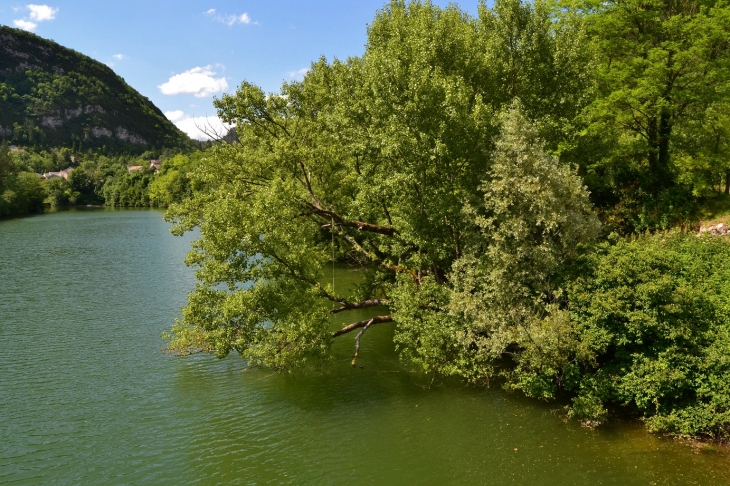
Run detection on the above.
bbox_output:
[697,194,730,230]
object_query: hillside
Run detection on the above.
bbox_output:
[0,26,191,152]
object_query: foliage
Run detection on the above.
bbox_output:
[100,167,156,207]
[0,146,46,216]
[393,105,599,384]
[566,0,730,231]
[164,0,598,379]
[66,167,103,205]
[100,152,201,207]
[563,232,730,438]
[42,177,72,207]
[8,147,70,173]
[148,154,201,207]
[2,144,203,209]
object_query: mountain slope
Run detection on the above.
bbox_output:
[0,26,191,152]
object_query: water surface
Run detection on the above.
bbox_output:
[1,209,728,485]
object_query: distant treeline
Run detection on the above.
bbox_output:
[0,144,202,217]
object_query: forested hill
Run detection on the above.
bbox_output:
[0,26,191,152]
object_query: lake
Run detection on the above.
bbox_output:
[1,209,729,485]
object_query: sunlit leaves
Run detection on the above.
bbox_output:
[164,1,597,379]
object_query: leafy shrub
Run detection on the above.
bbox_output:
[566,232,730,437]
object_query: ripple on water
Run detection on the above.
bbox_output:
[1,209,730,485]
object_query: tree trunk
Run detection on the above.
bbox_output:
[647,117,659,176]
[657,111,672,189]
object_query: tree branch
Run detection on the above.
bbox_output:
[339,229,419,280]
[298,160,398,237]
[299,161,319,207]
[332,315,393,337]
[351,318,374,366]
[269,251,347,303]
[262,112,291,138]
[381,198,393,227]
[331,299,388,314]
[308,203,398,236]
[295,162,415,279]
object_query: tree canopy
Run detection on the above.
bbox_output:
[164,0,730,438]
[0,146,45,217]
[165,0,597,377]
[570,0,730,230]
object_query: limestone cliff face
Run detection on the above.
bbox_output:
[0,26,191,152]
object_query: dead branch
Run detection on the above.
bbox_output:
[332,315,393,337]
[298,160,398,237]
[331,299,388,314]
[308,204,398,236]
[295,162,416,280]
[194,117,234,144]
[351,319,374,366]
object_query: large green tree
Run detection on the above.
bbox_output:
[570,0,730,229]
[165,0,598,383]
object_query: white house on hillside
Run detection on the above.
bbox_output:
[41,167,74,180]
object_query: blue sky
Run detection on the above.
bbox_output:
[0,1,481,140]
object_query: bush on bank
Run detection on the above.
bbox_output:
[562,232,730,438]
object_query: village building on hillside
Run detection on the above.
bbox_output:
[149,160,162,171]
[41,167,74,180]
[127,165,144,173]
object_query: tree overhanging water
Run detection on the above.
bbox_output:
[164,0,730,440]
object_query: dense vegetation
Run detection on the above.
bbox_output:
[0,26,192,152]
[570,0,730,232]
[0,146,45,217]
[123,0,730,439]
[566,233,730,437]
[0,144,201,216]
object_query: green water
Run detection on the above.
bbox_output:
[1,209,729,485]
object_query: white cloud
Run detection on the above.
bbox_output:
[113,54,124,60]
[288,68,309,79]
[13,19,37,31]
[28,4,57,21]
[158,65,229,98]
[205,9,255,26]
[165,110,186,123]
[13,4,57,31]
[228,13,251,25]
[165,111,231,141]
